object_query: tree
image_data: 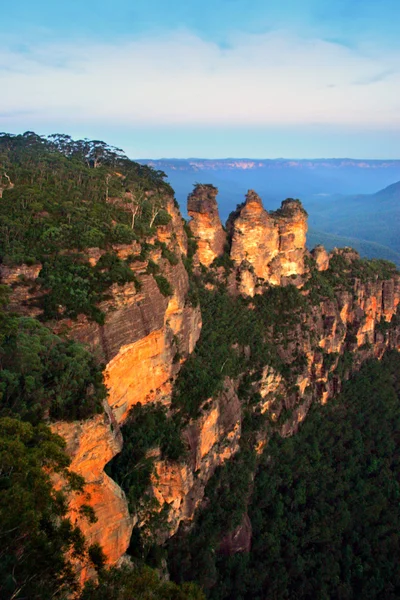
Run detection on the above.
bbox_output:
[148,189,164,229]
[125,184,146,229]
[80,564,205,600]
[0,418,86,599]
[0,172,13,198]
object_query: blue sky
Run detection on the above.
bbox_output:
[1,0,400,158]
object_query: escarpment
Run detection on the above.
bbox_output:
[0,195,202,574]
[151,377,242,537]
[51,407,131,583]
[3,174,400,586]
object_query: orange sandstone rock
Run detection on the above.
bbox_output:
[229,191,279,282]
[228,193,308,290]
[150,378,242,537]
[51,409,133,581]
[187,184,226,267]
[311,245,330,271]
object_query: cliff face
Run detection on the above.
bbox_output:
[73,259,201,423]
[4,184,400,580]
[51,407,132,582]
[187,184,226,267]
[151,378,241,537]
[227,192,308,293]
[62,260,201,566]
[261,270,400,440]
[1,196,202,573]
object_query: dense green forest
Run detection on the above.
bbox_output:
[168,351,400,599]
[0,132,174,322]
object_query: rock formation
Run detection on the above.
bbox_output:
[187,184,226,267]
[3,186,400,580]
[228,191,308,292]
[1,196,202,574]
[51,407,132,583]
[228,190,279,282]
[311,244,330,271]
[151,378,241,537]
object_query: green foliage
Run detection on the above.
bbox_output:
[37,252,139,323]
[198,352,400,599]
[146,259,160,275]
[0,132,171,265]
[304,255,335,302]
[88,543,107,571]
[172,285,306,419]
[106,403,185,513]
[167,449,256,590]
[155,240,179,265]
[154,274,173,296]
[211,246,234,274]
[0,131,173,321]
[0,312,105,422]
[182,223,198,276]
[0,418,86,599]
[80,564,205,600]
[326,252,397,286]
[305,253,399,306]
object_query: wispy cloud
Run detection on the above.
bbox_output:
[353,69,395,86]
[1,30,399,129]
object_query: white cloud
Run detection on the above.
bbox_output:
[1,30,400,128]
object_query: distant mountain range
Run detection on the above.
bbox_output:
[137,158,400,265]
[139,158,400,172]
[306,181,400,262]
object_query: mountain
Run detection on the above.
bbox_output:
[306,180,400,255]
[307,227,400,266]
[2,133,400,599]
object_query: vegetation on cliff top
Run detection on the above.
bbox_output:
[0,131,171,264]
[0,131,174,322]
[0,288,106,423]
[172,281,308,419]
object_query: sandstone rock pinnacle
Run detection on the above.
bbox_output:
[187,184,226,267]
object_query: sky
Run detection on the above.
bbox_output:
[1,0,400,158]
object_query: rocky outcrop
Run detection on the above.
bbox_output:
[270,199,308,283]
[59,257,201,567]
[229,191,279,283]
[151,378,241,537]
[260,269,400,438]
[156,196,188,255]
[1,198,202,575]
[84,261,202,423]
[51,407,132,581]
[5,182,400,579]
[311,245,330,271]
[187,184,226,267]
[227,192,308,293]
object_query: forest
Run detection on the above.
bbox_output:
[168,352,400,599]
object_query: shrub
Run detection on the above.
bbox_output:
[154,274,173,296]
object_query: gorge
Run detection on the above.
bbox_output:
[1,133,400,599]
